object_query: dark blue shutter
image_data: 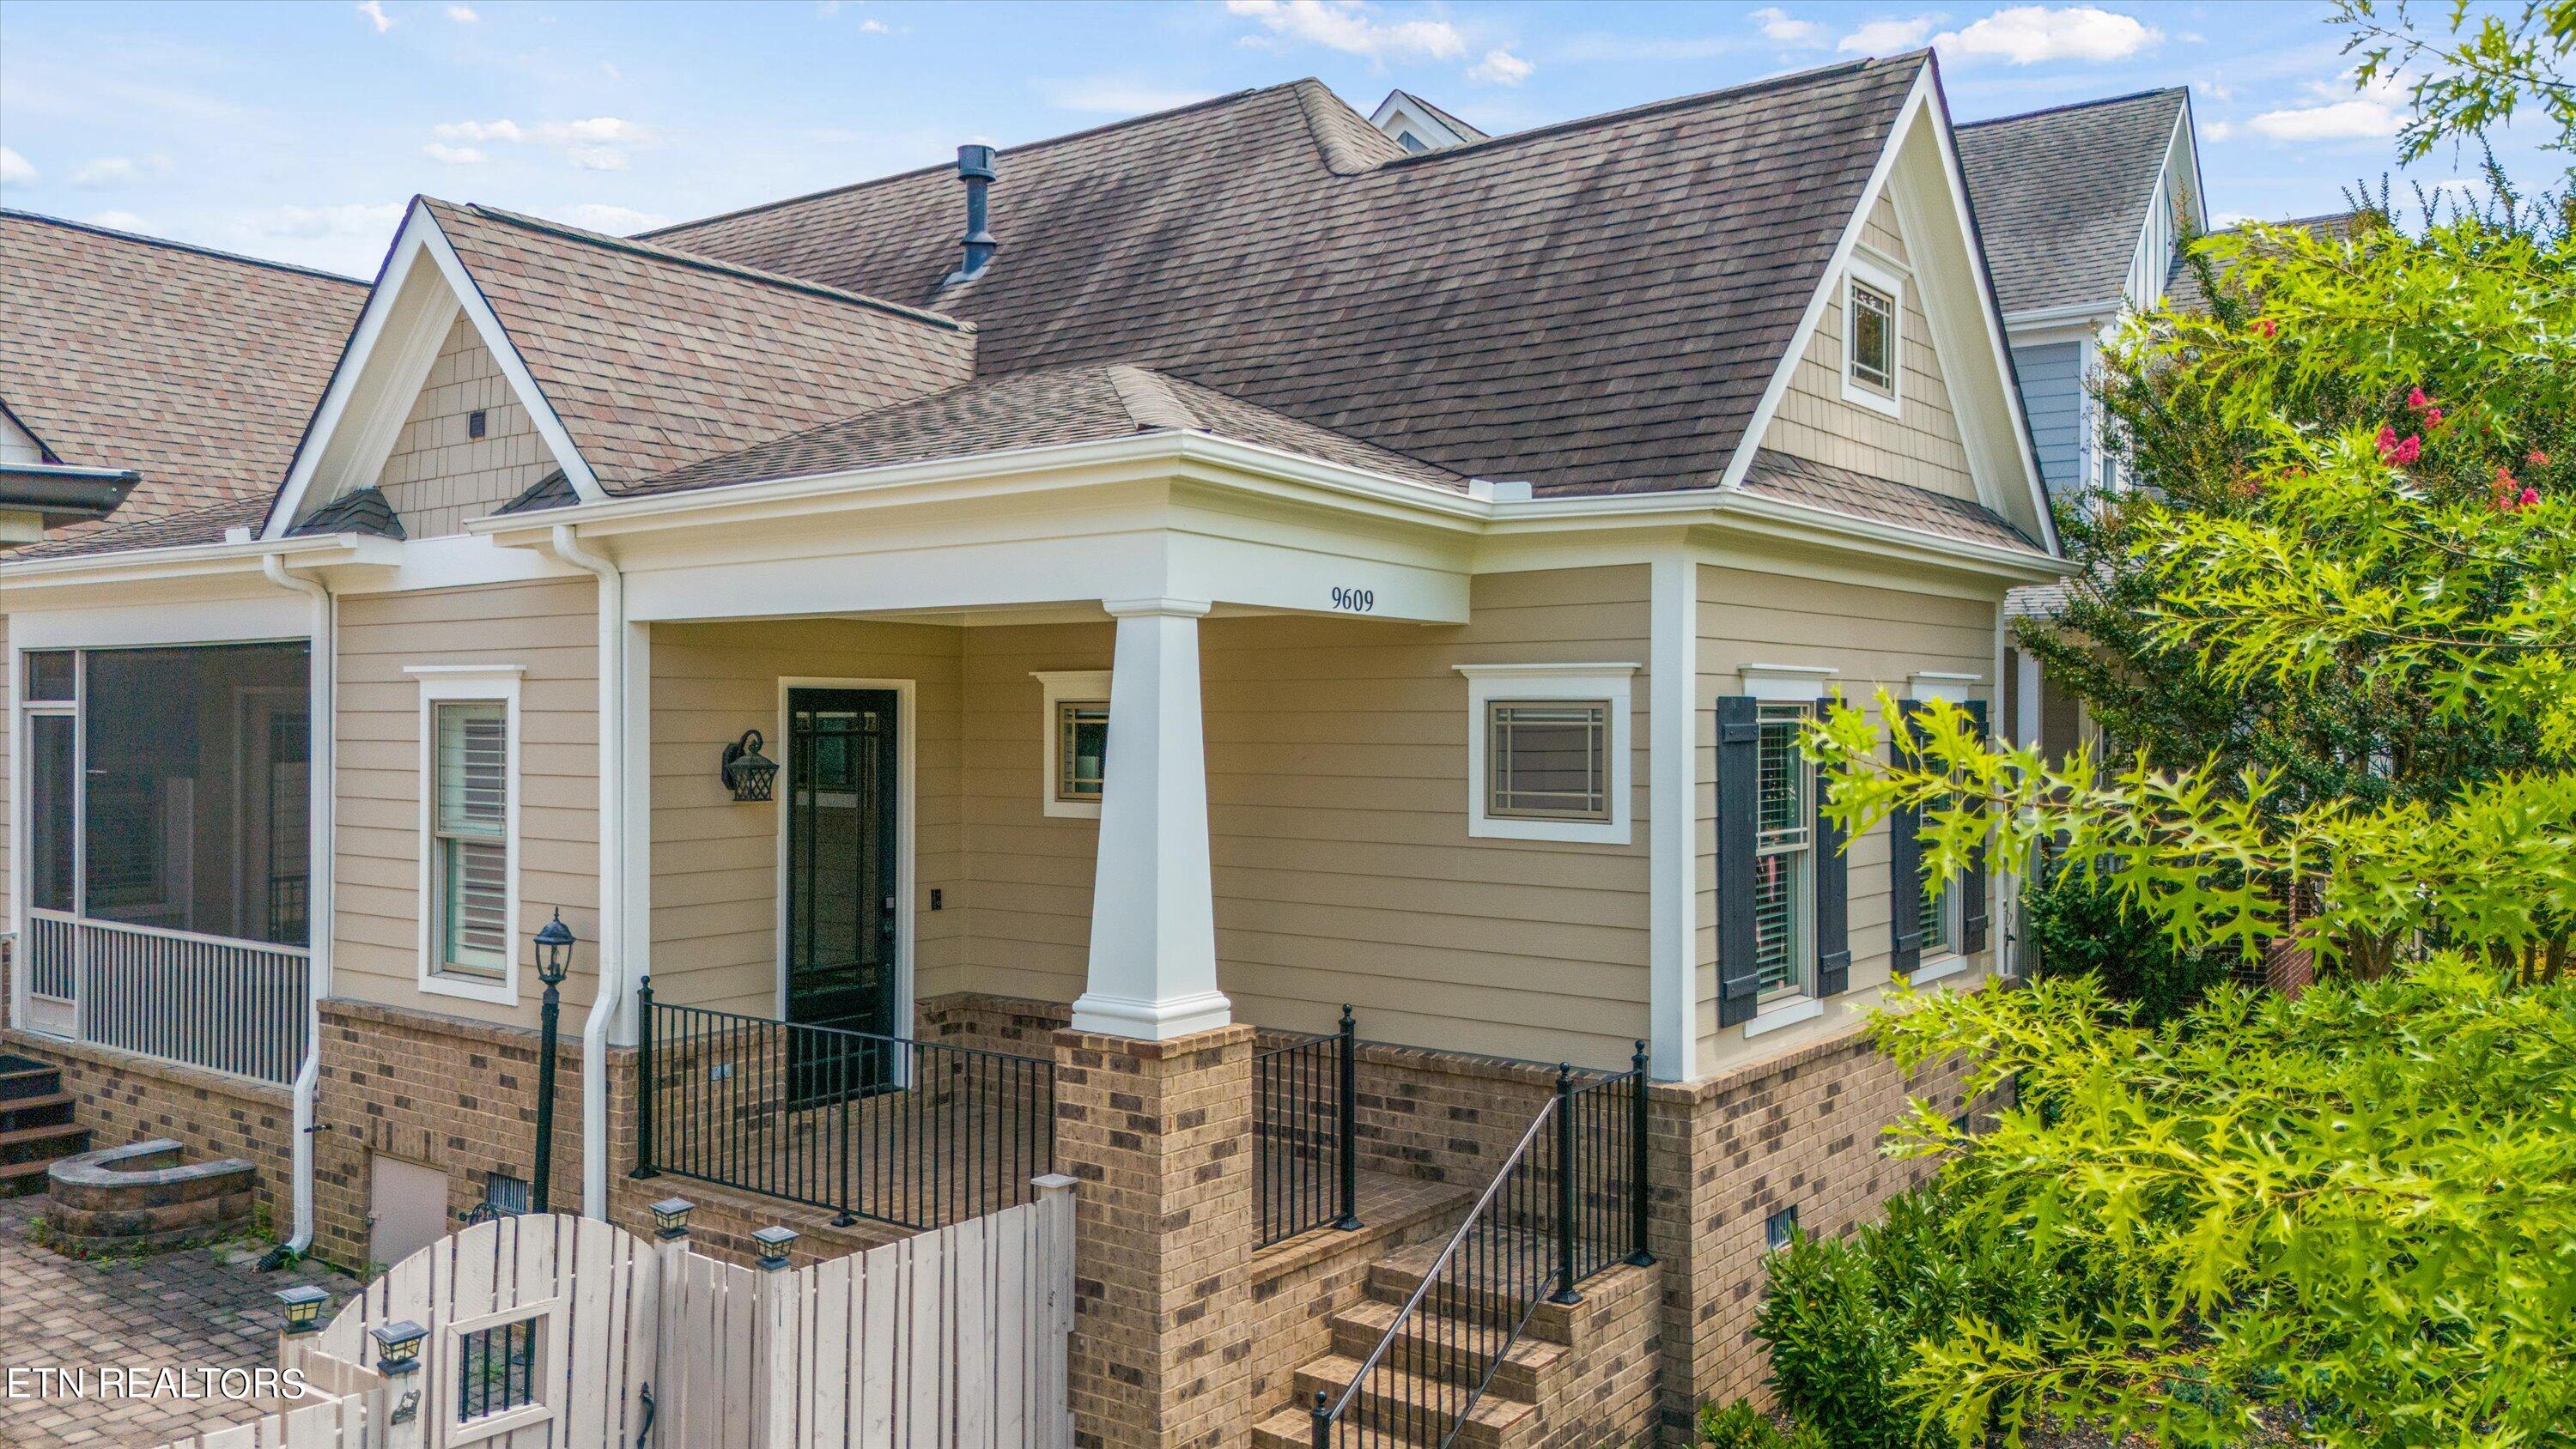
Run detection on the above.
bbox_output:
[1888,700,1924,978]
[1962,699,1991,955]
[1716,696,1762,1028]
[1814,695,1851,997]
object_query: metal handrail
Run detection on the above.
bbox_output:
[1314,1093,1557,1446]
[1255,1006,1362,1246]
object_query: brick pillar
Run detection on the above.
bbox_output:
[1053,1022,1256,1449]
[1645,1080,1727,1431]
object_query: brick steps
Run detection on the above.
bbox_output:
[1329,1296,1568,1399]
[0,1056,88,1197]
[1257,1350,1539,1449]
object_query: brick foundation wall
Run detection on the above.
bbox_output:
[917,991,1069,1058]
[1646,1019,2000,1428]
[311,997,634,1272]
[0,1028,295,1229]
[1534,1259,1665,1449]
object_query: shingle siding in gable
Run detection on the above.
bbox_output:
[2013,340,2085,497]
[373,315,555,537]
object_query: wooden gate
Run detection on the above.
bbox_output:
[162,1177,1074,1449]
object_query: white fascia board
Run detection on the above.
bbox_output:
[2003,300,2124,332]
[263,200,604,541]
[0,532,399,591]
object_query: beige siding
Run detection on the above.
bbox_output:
[647,620,964,1017]
[1693,563,1999,1068]
[0,615,10,930]
[374,316,553,538]
[333,579,598,1030]
[1761,193,1978,500]
[955,567,1656,1069]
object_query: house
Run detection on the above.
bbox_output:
[3,54,2063,1443]
[0,211,368,547]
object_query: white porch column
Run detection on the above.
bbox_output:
[1071,598,1230,1040]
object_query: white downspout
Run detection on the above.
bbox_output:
[263,555,333,1257]
[547,524,623,1219]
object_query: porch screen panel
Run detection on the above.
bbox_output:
[29,713,76,912]
[435,701,511,975]
[81,644,311,947]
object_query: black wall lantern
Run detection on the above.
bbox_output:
[720,729,780,802]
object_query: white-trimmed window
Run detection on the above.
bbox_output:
[412,666,522,1003]
[1908,670,1981,973]
[1753,700,1814,998]
[444,1298,565,1444]
[1840,251,1906,417]
[1034,670,1111,820]
[1457,664,1636,845]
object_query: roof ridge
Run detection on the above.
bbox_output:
[1956,85,2187,130]
[0,206,370,286]
[451,202,975,332]
[640,83,1283,242]
[1104,364,1200,432]
[1290,78,1401,176]
[1379,54,1905,170]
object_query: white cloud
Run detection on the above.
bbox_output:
[2202,118,2234,141]
[70,156,143,185]
[1469,48,1534,84]
[88,209,147,231]
[423,142,487,164]
[355,1,394,33]
[2248,71,2404,142]
[1748,7,1826,46]
[1935,6,2159,64]
[1034,77,1218,115]
[248,202,407,241]
[1225,0,1467,61]
[1838,15,1939,54]
[0,147,33,184]
[1556,33,1745,62]
[446,3,479,21]
[546,116,649,143]
[565,145,629,171]
[435,118,527,142]
[562,202,671,233]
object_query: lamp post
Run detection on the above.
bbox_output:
[532,910,575,1214]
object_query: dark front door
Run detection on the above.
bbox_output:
[784,688,902,1100]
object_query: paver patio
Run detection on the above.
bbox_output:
[0,1195,361,1449]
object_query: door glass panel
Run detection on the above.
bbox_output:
[30,714,76,912]
[786,689,901,1100]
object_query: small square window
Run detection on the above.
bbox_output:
[457,1314,542,1423]
[1849,280,1895,395]
[467,409,488,440]
[1765,1205,1800,1251]
[481,1172,529,1216]
[1056,700,1108,803]
[25,651,74,702]
[1486,700,1610,822]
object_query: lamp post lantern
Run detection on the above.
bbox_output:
[532,910,575,1213]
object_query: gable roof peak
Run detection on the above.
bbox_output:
[1956,84,2186,131]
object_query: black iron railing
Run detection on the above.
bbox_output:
[1255,1006,1363,1247]
[1311,1043,1650,1448]
[632,979,1055,1231]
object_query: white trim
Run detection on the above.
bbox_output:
[1647,556,1696,1082]
[772,678,917,1047]
[9,597,310,651]
[1033,670,1112,820]
[1907,670,1982,704]
[1455,663,1637,846]
[414,668,523,1006]
[1838,252,1906,418]
[441,1295,567,1445]
[1742,994,1824,1039]
[1909,952,1969,986]
[1739,663,1840,703]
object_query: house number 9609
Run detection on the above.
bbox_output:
[1329,587,1376,613]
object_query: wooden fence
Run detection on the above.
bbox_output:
[160,1177,1075,1449]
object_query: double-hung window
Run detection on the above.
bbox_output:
[1752,701,1814,997]
[1918,822,1962,961]
[1034,670,1112,819]
[1839,251,1906,416]
[413,667,520,1001]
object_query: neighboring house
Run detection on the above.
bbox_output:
[1368,88,1490,152]
[0,211,367,547]
[3,56,2063,1442]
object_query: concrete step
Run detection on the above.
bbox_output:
[1329,1296,1568,1401]
[0,1119,93,1169]
[1291,1353,1536,1449]
[0,1091,76,1133]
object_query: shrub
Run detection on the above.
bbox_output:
[1692,1399,1827,1449]
[2023,850,2230,1027]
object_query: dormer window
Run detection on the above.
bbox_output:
[1394,130,1430,154]
[1839,252,1905,417]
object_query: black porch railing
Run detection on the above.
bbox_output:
[1311,1043,1650,1449]
[632,979,1055,1231]
[1255,1006,1363,1247]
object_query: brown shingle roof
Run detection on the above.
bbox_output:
[646,60,1929,500]
[632,362,1467,496]
[423,200,977,493]
[0,210,366,531]
[5,494,270,561]
[1740,449,2039,553]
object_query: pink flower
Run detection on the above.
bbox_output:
[2520,486,2542,508]
[2423,407,2445,429]
[2252,318,2279,339]
[2530,449,2552,467]
[2377,425,2400,455]
[2407,386,2433,409]
[2378,428,2421,465]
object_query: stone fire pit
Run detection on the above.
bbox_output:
[43,1138,258,1255]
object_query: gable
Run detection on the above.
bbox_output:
[1758,191,1977,503]
[373,315,554,537]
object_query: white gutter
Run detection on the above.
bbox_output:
[544,524,625,1219]
[261,554,334,1258]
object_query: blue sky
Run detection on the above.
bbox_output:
[0,1,2552,277]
